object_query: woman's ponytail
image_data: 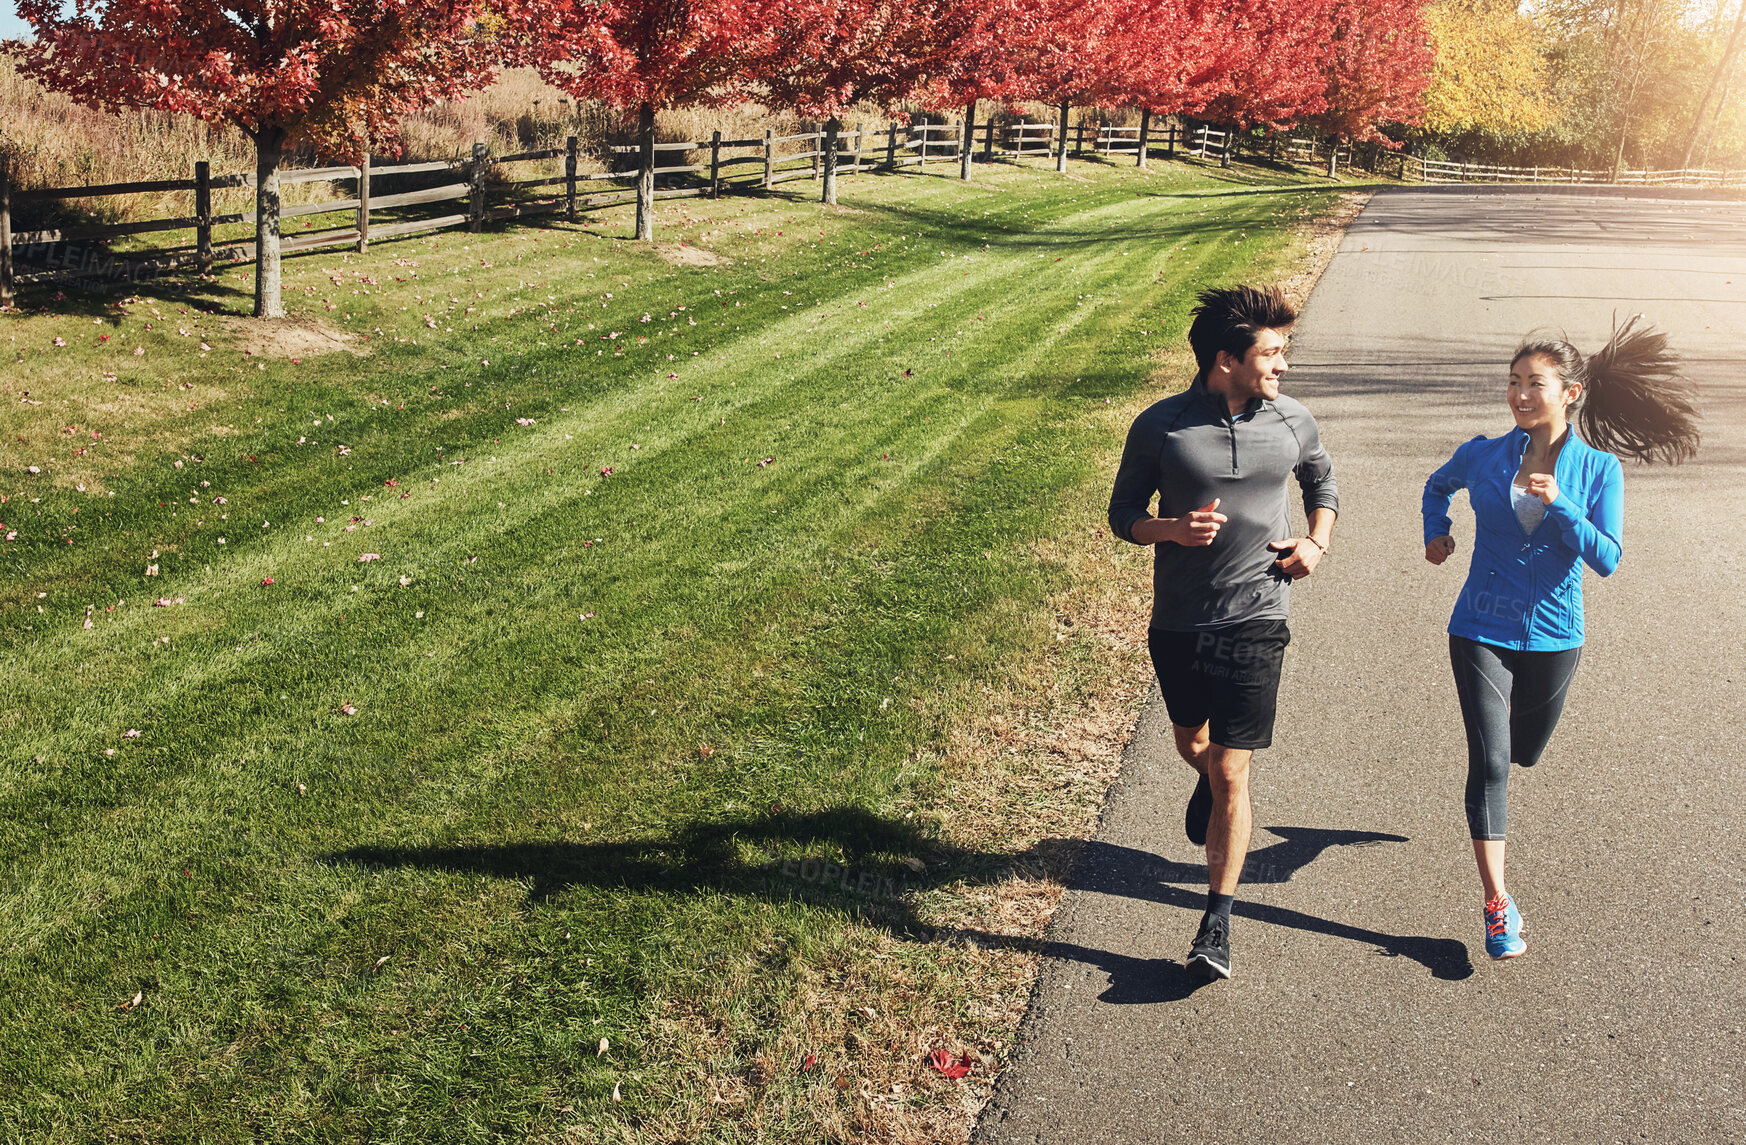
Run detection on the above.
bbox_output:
[1578,315,1700,464]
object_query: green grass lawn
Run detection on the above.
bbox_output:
[2,156,1350,1142]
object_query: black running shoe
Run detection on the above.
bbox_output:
[1185,773,1212,847]
[1187,913,1232,980]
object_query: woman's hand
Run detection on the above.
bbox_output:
[1523,473,1560,505]
[1425,535,1457,565]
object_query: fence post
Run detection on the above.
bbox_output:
[887,123,897,167]
[1076,120,1086,158]
[566,136,579,220]
[1166,121,1176,158]
[0,160,12,310]
[763,128,774,188]
[194,160,214,274]
[709,130,722,199]
[355,154,370,254]
[1137,109,1150,168]
[811,124,820,180]
[852,123,864,175]
[983,119,995,161]
[1055,101,1069,172]
[469,142,487,232]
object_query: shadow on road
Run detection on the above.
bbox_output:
[327,808,1471,990]
[1063,833,1473,988]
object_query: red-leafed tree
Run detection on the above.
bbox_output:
[1193,0,1338,150]
[1017,0,1139,172]
[534,0,783,240]
[1305,0,1432,174]
[913,0,1038,181]
[13,0,518,318]
[760,0,990,204]
[1116,0,1237,150]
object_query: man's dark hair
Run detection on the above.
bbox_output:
[1187,285,1296,382]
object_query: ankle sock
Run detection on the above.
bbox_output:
[1205,892,1235,921]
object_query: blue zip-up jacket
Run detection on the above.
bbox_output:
[1422,427,1622,652]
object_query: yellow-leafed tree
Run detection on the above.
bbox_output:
[1423,0,1557,136]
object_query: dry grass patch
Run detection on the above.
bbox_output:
[657,243,732,268]
[220,314,363,359]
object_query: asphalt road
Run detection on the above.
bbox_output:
[973,186,1746,1145]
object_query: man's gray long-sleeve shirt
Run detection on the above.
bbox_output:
[1108,379,1338,631]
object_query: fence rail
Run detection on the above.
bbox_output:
[1404,156,1745,187]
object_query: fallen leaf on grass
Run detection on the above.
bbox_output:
[371,955,391,973]
[597,1037,610,1056]
[117,991,143,1011]
[927,1049,973,1079]
[611,1082,622,1102]
[260,577,275,586]
[337,702,357,716]
[699,744,714,758]
[359,553,381,562]
[123,728,141,739]
[799,1053,816,1073]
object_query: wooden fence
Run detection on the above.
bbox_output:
[0,119,1205,301]
[18,116,1737,304]
[1404,156,1746,187]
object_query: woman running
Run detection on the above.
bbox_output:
[1422,317,1698,960]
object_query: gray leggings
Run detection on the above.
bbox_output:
[1449,635,1583,841]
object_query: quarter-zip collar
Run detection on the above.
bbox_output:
[1191,376,1266,423]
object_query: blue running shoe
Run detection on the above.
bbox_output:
[1484,893,1525,960]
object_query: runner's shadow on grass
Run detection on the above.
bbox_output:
[327,811,1470,985]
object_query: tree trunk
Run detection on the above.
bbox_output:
[1056,100,1070,172]
[1699,49,1743,169]
[635,101,655,242]
[1682,0,1746,170]
[961,99,976,181]
[822,117,840,205]
[253,126,287,319]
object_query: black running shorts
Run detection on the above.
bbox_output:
[1147,620,1291,751]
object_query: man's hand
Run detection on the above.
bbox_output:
[1522,473,1560,505]
[1165,499,1226,547]
[1267,537,1324,580]
[1425,535,1457,565]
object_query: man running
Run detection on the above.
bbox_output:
[1107,284,1338,980]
